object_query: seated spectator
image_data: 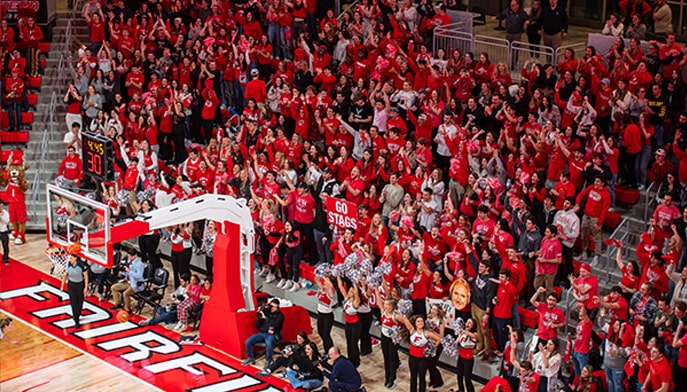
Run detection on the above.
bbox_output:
[242,298,285,370]
[139,273,190,327]
[317,345,362,392]
[109,249,145,314]
[172,274,202,331]
[601,13,624,37]
[285,342,324,391]
[625,14,647,40]
[257,331,310,377]
[4,65,25,131]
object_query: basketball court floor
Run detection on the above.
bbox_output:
[0,234,477,392]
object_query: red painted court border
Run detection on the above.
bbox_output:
[0,261,291,392]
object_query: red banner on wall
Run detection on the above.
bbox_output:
[325,196,358,230]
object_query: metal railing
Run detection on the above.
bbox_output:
[337,0,360,21]
[29,128,51,221]
[564,286,577,335]
[554,41,588,65]
[433,27,474,59]
[510,40,556,77]
[474,34,511,68]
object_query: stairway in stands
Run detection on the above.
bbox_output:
[20,13,90,231]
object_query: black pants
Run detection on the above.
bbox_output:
[158,132,173,162]
[0,231,9,263]
[172,125,188,165]
[139,234,161,269]
[285,246,303,281]
[345,320,361,367]
[380,334,400,385]
[620,150,638,187]
[68,280,85,326]
[205,255,213,279]
[428,344,444,387]
[294,221,317,265]
[318,311,334,352]
[358,311,373,356]
[409,355,429,392]
[171,248,192,288]
[412,298,427,318]
[556,244,574,284]
[457,356,475,392]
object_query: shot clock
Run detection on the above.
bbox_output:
[82,132,115,182]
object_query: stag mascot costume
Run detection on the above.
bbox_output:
[0,153,29,244]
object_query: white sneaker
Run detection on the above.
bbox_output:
[173,322,183,330]
[265,273,276,283]
[277,279,286,288]
[259,266,270,277]
[592,255,599,265]
[282,280,293,290]
[289,282,301,292]
[638,184,645,191]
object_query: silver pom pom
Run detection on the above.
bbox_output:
[376,261,392,276]
[116,189,130,205]
[346,268,362,284]
[391,325,403,345]
[137,188,155,202]
[358,259,374,276]
[54,175,67,188]
[398,299,413,317]
[57,212,69,226]
[314,263,332,280]
[452,317,465,333]
[331,263,348,277]
[442,335,458,358]
[84,192,96,200]
[344,252,360,265]
[424,340,437,357]
[366,270,384,288]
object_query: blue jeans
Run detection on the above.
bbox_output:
[279,26,292,61]
[609,173,617,208]
[572,351,589,377]
[604,365,624,392]
[635,144,651,187]
[655,124,664,148]
[245,332,278,362]
[286,368,323,389]
[149,306,178,325]
[511,303,521,330]
[267,22,280,57]
[314,229,332,264]
[328,380,360,392]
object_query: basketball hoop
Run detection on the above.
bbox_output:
[46,245,69,276]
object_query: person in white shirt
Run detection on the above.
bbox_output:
[530,338,562,392]
[417,188,439,231]
[0,201,9,264]
[434,113,458,170]
[553,197,580,283]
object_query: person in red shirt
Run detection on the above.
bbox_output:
[339,166,365,205]
[572,304,593,376]
[125,65,145,97]
[4,66,25,131]
[569,263,600,320]
[529,288,566,348]
[410,258,431,316]
[244,68,267,104]
[492,268,518,353]
[642,341,674,392]
[575,176,612,264]
[599,286,630,323]
[672,319,687,392]
[84,6,106,53]
[19,17,43,76]
[58,146,83,189]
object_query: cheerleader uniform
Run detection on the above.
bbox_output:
[358,291,373,356]
[380,310,402,387]
[317,289,335,352]
[409,329,431,392]
[426,317,444,388]
[457,332,477,392]
[343,300,361,367]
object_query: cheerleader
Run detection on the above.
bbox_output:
[401,314,442,392]
[426,304,447,389]
[456,318,478,392]
[378,298,407,389]
[337,275,362,368]
[358,274,374,357]
[315,275,336,352]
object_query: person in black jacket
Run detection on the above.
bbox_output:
[286,342,325,390]
[317,346,362,392]
[242,298,285,369]
[468,253,497,361]
[257,331,310,377]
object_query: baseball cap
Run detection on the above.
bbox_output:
[297,182,308,188]
[250,69,259,76]
[601,78,610,85]
[655,148,666,156]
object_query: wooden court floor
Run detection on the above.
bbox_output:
[0,234,482,391]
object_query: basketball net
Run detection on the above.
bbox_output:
[46,245,69,276]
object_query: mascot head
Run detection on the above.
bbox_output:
[6,152,29,191]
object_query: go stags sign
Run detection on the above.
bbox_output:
[326,196,358,229]
[0,262,287,392]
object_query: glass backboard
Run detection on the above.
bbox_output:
[46,184,112,267]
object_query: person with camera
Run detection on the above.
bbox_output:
[257,331,310,377]
[285,342,325,390]
[317,345,362,392]
[109,249,145,314]
[242,298,285,370]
